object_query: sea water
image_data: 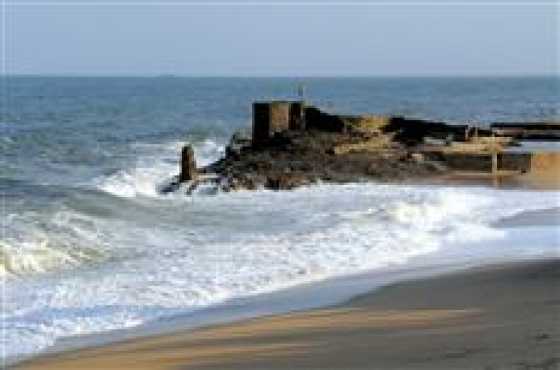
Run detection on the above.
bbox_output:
[1,76,559,360]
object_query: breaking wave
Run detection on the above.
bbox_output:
[3,182,559,360]
[0,209,108,278]
[95,138,224,198]
[0,240,99,277]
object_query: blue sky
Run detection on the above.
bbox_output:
[4,1,559,76]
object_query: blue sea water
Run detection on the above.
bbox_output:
[1,76,559,360]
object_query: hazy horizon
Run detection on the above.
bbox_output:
[3,73,559,78]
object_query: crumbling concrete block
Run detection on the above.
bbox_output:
[500,153,532,172]
[383,117,470,145]
[252,101,305,146]
[438,152,532,173]
[530,152,560,173]
[304,106,346,132]
[289,101,306,130]
[491,122,560,140]
[343,115,392,135]
[331,136,393,155]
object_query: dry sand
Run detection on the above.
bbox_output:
[14,259,560,370]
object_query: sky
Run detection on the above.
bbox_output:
[3,1,559,76]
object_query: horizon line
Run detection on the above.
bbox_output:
[2,73,559,79]
[5,1,558,6]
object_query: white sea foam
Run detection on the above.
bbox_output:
[0,240,75,277]
[96,139,224,198]
[0,210,107,278]
[3,183,559,361]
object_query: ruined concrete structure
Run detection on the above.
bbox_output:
[253,102,474,145]
[168,100,559,193]
[491,122,560,140]
[252,101,305,146]
[436,152,532,173]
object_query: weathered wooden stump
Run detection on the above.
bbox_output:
[180,145,197,182]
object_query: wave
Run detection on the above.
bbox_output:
[0,240,103,277]
[0,210,108,278]
[3,183,559,360]
[95,138,224,198]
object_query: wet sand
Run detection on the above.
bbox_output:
[14,259,560,370]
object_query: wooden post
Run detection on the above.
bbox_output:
[491,134,499,187]
[180,145,197,183]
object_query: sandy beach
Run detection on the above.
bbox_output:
[14,259,560,370]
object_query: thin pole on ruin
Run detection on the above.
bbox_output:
[297,83,306,101]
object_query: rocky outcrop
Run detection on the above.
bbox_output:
[202,127,442,191]
[167,102,553,193]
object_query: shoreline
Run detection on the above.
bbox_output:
[13,257,560,370]
[8,259,471,366]
[7,187,560,368]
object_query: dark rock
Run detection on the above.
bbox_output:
[266,172,311,190]
[304,106,347,133]
[382,116,470,145]
[225,131,251,160]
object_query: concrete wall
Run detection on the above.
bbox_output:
[252,101,305,146]
[269,102,290,133]
[500,153,532,172]
[385,117,470,144]
[441,153,493,172]
[439,152,532,172]
[252,103,274,146]
[510,152,560,188]
[289,102,306,130]
[530,152,560,173]
[304,106,346,132]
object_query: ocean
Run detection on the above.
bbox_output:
[1,76,559,361]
